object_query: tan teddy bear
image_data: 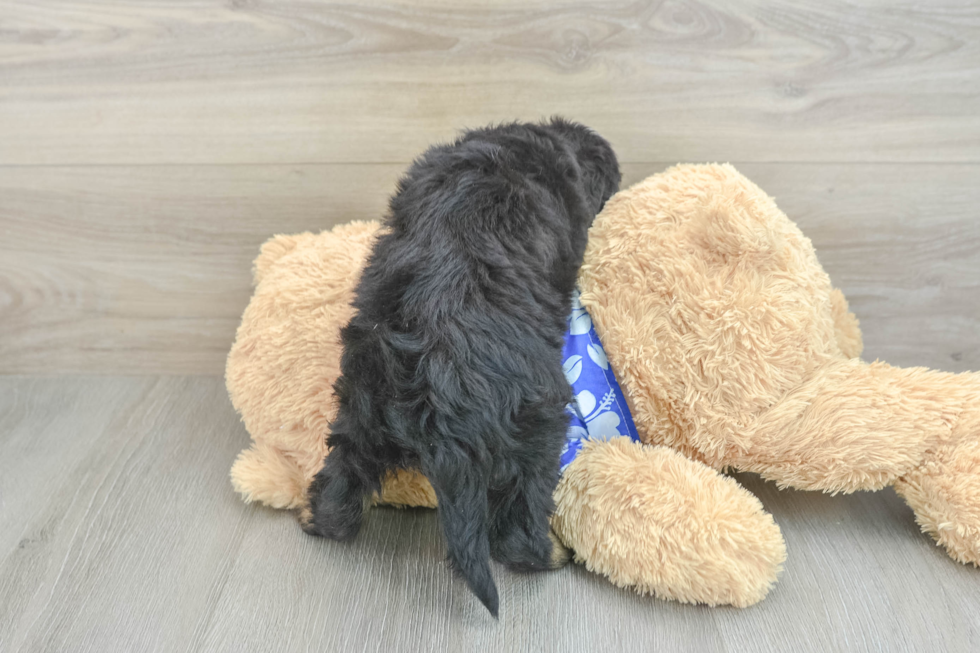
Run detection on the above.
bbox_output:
[226,164,978,609]
[578,164,980,568]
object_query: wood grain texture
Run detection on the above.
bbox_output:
[2,0,979,374]
[0,163,403,374]
[2,162,978,374]
[0,376,978,652]
[2,1,979,649]
[1,0,979,165]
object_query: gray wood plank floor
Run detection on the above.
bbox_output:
[1,376,978,652]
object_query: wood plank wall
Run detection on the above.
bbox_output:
[1,0,978,374]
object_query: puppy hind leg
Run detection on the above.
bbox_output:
[303,444,375,541]
[490,409,571,571]
[490,474,570,571]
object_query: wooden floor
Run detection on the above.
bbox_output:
[2,376,979,652]
[2,0,980,651]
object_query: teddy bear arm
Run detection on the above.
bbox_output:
[733,359,966,494]
[551,437,785,607]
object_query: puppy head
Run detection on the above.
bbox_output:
[544,117,621,215]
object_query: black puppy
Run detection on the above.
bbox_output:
[304,118,620,616]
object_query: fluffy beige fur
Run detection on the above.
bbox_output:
[226,163,978,608]
[579,164,980,567]
[226,224,438,512]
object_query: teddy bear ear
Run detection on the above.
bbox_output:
[251,233,316,286]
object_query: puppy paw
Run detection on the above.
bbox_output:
[548,528,572,569]
[297,505,318,536]
[491,526,570,572]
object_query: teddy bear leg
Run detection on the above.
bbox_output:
[894,437,980,565]
[551,438,785,607]
[892,375,980,565]
[231,442,310,511]
[737,360,980,564]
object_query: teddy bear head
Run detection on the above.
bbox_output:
[578,164,863,465]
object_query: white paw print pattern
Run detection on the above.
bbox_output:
[559,289,637,474]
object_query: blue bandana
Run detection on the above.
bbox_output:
[559,290,640,472]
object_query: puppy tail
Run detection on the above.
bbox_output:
[424,455,498,618]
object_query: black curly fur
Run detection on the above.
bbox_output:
[304,118,620,617]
